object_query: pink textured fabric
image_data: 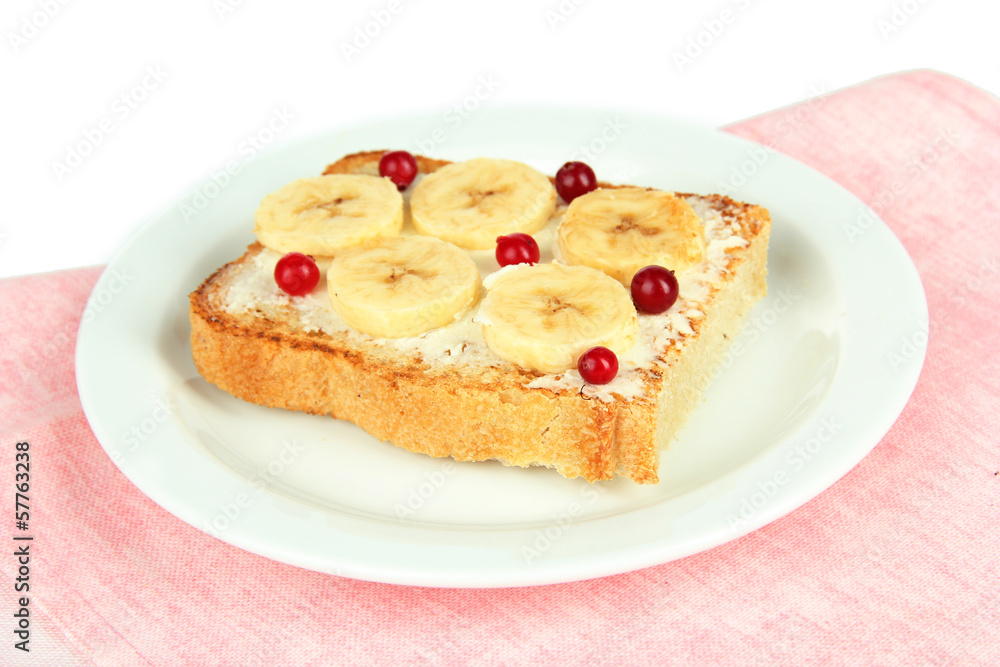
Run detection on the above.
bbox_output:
[2,70,999,666]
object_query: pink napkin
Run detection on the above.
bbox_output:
[2,70,998,666]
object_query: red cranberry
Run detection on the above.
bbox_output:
[274,252,320,296]
[578,346,619,385]
[495,233,540,267]
[555,161,598,203]
[630,265,679,314]
[378,150,418,190]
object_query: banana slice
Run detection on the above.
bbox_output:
[410,158,557,250]
[327,235,480,339]
[477,263,638,373]
[255,174,403,255]
[557,187,705,285]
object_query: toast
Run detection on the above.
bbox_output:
[189,151,770,484]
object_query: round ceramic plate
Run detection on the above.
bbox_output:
[76,108,927,588]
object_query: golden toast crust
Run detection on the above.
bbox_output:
[189,151,770,483]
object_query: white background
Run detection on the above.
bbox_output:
[1,0,996,279]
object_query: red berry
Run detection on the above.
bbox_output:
[495,233,540,267]
[378,150,418,190]
[274,252,320,296]
[555,161,598,203]
[630,265,679,314]
[578,346,619,385]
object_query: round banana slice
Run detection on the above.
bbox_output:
[477,263,638,373]
[327,235,480,339]
[411,158,557,250]
[557,187,705,285]
[255,174,403,255]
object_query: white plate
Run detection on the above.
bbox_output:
[76,108,927,588]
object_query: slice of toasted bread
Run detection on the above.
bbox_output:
[189,151,770,483]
